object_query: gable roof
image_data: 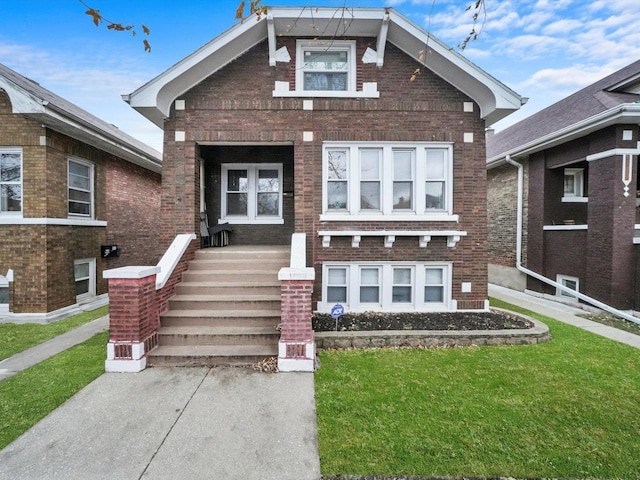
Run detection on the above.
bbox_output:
[487,60,640,166]
[124,6,524,127]
[0,63,162,173]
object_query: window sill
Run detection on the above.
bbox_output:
[320,213,459,222]
[272,81,380,99]
[543,224,588,231]
[218,218,284,225]
[316,302,452,314]
[561,196,588,203]
[0,217,107,226]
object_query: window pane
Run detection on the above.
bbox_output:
[360,150,380,180]
[360,286,379,303]
[393,268,412,285]
[327,286,347,303]
[327,151,347,180]
[328,181,347,210]
[328,268,347,285]
[426,150,446,179]
[69,161,89,177]
[69,173,90,191]
[394,151,412,179]
[227,170,248,192]
[75,262,90,279]
[257,192,279,216]
[258,170,279,192]
[393,182,412,210]
[69,189,91,202]
[425,268,443,285]
[75,279,90,296]
[392,286,412,303]
[0,153,21,181]
[226,193,247,215]
[1,185,21,212]
[425,286,444,302]
[360,182,380,210]
[304,72,347,91]
[69,201,90,216]
[303,50,348,70]
[360,268,378,284]
[425,181,444,210]
[0,286,8,304]
[564,175,576,195]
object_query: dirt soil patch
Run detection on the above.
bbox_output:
[313,309,533,332]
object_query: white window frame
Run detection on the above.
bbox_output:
[0,274,9,314]
[74,258,96,302]
[562,168,587,203]
[220,163,284,224]
[0,147,23,215]
[556,274,579,300]
[68,157,95,219]
[321,142,456,222]
[319,262,452,313]
[296,40,356,95]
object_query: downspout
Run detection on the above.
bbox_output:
[504,155,640,325]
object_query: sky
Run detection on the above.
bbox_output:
[0,0,639,153]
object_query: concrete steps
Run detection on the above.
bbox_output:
[148,246,289,367]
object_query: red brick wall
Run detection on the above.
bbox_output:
[0,89,161,314]
[160,38,489,308]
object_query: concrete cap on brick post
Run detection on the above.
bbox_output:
[103,266,160,279]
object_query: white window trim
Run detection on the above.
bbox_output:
[318,262,452,313]
[321,142,455,221]
[74,258,96,302]
[220,163,284,225]
[295,40,356,95]
[556,274,579,300]
[0,147,23,216]
[68,157,95,219]
[563,168,584,201]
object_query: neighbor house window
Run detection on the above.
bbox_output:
[322,143,453,219]
[296,40,356,93]
[563,168,585,199]
[321,263,451,312]
[74,259,96,301]
[68,158,94,217]
[0,148,22,214]
[556,274,579,299]
[221,164,283,224]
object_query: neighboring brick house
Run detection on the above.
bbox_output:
[124,7,523,315]
[0,63,162,322]
[487,60,640,311]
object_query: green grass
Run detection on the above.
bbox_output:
[0,305,108,361]
[315,299,640,478]
[0,331,108,450]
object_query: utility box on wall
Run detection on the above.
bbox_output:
[101,245,121,259]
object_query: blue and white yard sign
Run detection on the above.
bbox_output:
[331,303,345,319]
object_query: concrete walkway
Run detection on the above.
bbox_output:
[490,284,640,349]
[0,315,110,381]
[0,366,320,480]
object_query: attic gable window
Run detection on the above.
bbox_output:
[296,40,356,94]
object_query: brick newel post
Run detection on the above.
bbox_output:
[103,266,160,373]
[278,233,316,372]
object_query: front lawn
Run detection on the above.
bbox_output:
[0,331,107,450]
[315,299,640,478]
[0,305,108,361]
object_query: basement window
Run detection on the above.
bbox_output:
[556,274,579,300]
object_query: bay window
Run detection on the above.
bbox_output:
[322,142,454,221]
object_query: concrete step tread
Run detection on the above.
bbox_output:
[158,326,279,335]
[171,294,282,301]
[161,309,281,318]
[149,344,279,357]
[178,281,281,287]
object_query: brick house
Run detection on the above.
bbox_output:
[111,7,523,370]
[0,63,162,322]
[487,60,640,311]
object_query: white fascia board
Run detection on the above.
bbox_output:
[125,16,269,125]
[487,104,640,167]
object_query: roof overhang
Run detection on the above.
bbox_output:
[0,77,162,173]
[124,7,523,128]
[487,103,640,169]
